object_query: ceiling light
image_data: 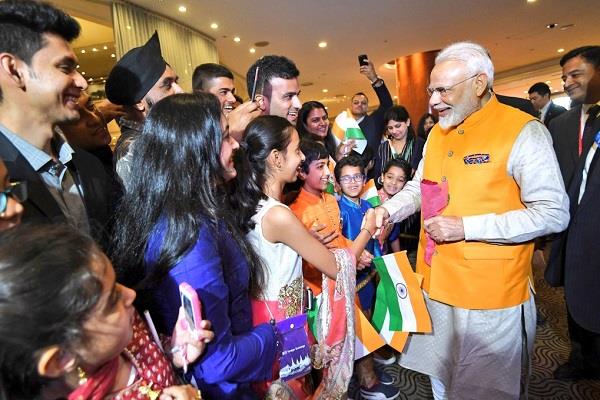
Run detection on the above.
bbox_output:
[88,78,93,82]
[318,41,327,48]
[210,23,219,29]
[92,48,98,52]
[81,71,86,75]
[110,53,116,58]
[178,5,187,12]
[557,48,565,53]
[249,48,256,54]
[103,45,108,50]
[527,0,536,3]
[523,90,528,94]
[322,89,328,93]
[76,64,80,68]
[233,36,241,43]
[80,49,86,54]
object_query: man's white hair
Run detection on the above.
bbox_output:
[435,41,494,88]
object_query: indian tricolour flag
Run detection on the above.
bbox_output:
[360,179,381,207]
[307,294,385,360]
[372,252,431,350]
[332,109,368,154]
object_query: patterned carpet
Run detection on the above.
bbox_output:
[348,250,600,399]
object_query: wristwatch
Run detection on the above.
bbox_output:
[371,77,384,87]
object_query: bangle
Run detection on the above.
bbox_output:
[361,227,374,237]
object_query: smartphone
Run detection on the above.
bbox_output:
[358,54,369,66]
[179,282,202,331]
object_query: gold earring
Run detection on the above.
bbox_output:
[77,366,88,385]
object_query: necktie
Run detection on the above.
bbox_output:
[581,105,600,155]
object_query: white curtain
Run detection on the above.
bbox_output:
[111,1,219,91]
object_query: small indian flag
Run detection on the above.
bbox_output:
[360,179,381,207]
[332,109,368,154]
[307,294,385,360]
[325,158,336,195]
[372,252,431,334]
[354,303,386,360]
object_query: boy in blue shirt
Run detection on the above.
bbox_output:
[335,155,399,399]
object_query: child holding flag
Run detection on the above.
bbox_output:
[291,139,375,292]
[335,155,400,399]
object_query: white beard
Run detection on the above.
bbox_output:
[438,96,480,130]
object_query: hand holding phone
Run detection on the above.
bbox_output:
[358,54,369,66]
[179,282,202,331]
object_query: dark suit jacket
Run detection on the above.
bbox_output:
[359,81,393,156]
[0,133,112,248]
[546,146,600,333]
[495,93,537,117]
[548,106,599,188]
[543,101,567,127]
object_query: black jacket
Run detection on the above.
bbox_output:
[0,133,112,248]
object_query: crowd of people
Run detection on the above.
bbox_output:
[0,1,599,399]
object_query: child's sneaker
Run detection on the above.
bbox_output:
[373,353,397,366]
[360,381,400,400]
[375,369,394,386]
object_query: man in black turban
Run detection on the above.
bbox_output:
[105,32,183,185]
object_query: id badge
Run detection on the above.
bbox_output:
[276,313,311,381]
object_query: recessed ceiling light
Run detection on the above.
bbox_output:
[92,48,98,52]
[103,45,108,50]
[80,49,86,54]
[322,89,328,93]
[88,78,93,82]
[210,23,219,29]
[557,48,565,53]
[249,48,256,54]
[76,64,80,68]
[81,71,86,75]
[318,41,327,48]
[110,53,116,58]
[233,36,241,43]
[178,5,187,12]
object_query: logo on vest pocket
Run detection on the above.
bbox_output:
[463,153,490,164]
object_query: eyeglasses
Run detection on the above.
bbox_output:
[338,173,365,184]
[0,181,27,214]
[426,74,479,97]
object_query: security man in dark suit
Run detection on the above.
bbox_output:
[546,45,600,381]
[528,82,567,127]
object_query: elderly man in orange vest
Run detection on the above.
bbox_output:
[375,41,569,399]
